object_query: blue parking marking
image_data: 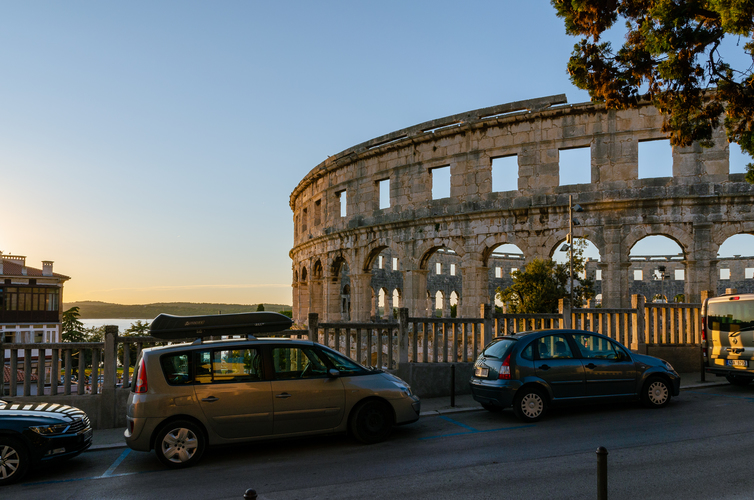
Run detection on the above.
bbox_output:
[102,449,131,477]
[439,415,478,432]
[421,416,535,440]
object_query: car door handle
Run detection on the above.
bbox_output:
[726,347,745,353]
[538,364,551,370]
[201,396,219,403]
[275,393,292,399]
[585,363,596,369]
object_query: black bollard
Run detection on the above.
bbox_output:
[450,364,456,407]
[244,488,258,500]
[597,446,608,500]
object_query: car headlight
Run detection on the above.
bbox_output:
[30,423,71,435]
[393,382,413,397]
[664,361,675,372]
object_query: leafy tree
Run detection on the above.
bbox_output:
[496,239,596,313]
[552,1,754,181]
[119,320,151,363]
[256,303,265,311]
[62,307,86,343]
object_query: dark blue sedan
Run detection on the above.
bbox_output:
[0,399,92,485]
[469,329,681,422]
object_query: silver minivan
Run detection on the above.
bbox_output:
[124,315,420,468]
[703,293,754,385]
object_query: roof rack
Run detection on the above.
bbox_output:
[150,312,292,341]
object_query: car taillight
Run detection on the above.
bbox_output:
[134,358,148,394]
[701,316,708,359]
[498,354,511,380]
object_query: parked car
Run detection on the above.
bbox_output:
[703,292,754,385]
[125,312,421,468]
[469,329,680,422]
[0,399,93,485]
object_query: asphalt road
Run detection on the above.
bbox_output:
[7,385,754,500]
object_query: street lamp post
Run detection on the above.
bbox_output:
[568,195,584,306]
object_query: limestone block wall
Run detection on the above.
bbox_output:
[290,95,754,325]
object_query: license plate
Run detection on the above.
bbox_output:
[726,359,748,367]
[475,366,489,377]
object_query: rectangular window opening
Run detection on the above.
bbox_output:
[338,191,347,218]
[378,256,384,269]
[558,147,591,186]
[491,155,519,192]
[639,139,673,179]
[392,257,398,271]
[634,270,643,281]
[450,264,456,276]
[495,267,502,278]
[595,270,602,281]
[720,268,731,280]
[746,268,754,279]
[430,166,451,200]
[378,179,390,209]
[314,199,321,226]
[675,269,685,281]
[729,142,749,174]
[436,263,442,275]
[510,268,518,275]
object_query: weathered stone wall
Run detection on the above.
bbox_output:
[290,95,754,324]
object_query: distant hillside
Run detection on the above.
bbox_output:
[64,301,292,319]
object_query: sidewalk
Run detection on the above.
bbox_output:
[88,371,728,451]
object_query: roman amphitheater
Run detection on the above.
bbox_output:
[289,95,754,325]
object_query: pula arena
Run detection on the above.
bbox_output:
[289,94,754,325]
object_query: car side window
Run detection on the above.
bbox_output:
[319,349,367,376]
[521,343,534,361]
[271,347,328,379]
[194,348,263,384]
[535,335,574,360]
[573,334,629,361]
[160,353,192,385]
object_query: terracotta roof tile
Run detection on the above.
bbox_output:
[2,364,39,383]
[1,259,69,280]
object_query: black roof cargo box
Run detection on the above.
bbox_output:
[150,312,293,340]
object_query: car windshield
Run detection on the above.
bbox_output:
[708,300,754,332]
[482,338,516,359]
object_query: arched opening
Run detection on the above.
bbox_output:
[368,247,403,320]
[392,288,402,318]
[435,290,445,317]
[629,236,685,303]
[449,291,459,318]
[551,237,602,307]
[486,243,525,312]
[341,284,351,321]
[717,234,754,295]
[423,246,462,318]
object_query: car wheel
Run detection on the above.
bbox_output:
[725,374,754,386]
[642,377,671,408]
[350,400,394,444]
[481,403,502,413]
[513,387,547,422]
[154,420,206,468]
[0,437,29,485]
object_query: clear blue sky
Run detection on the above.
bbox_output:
[1,2,749,305]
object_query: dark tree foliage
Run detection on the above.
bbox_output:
[256,303,265,311]
[496,239,596,313]
[552,0,754,181]
[62,307,87,343]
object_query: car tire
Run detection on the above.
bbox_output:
[725,373,754,386]
[641,376,672,408]
[154,420,206,469]
[0,436,29,485]
[513,387,547,422]
[481,403,502,413]
[350,400,394,444]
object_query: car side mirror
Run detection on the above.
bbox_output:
[328,369,340,378]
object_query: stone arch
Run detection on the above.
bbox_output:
[329,253,350,278]
[417,239,466,270]
[301,267,308,281]
[312,260,323,279]
[363,244,391,273]
[712,221,754,249]
[624,227,691,260]
[479,235,528,266]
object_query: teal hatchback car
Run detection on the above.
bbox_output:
[469,329,680,422]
